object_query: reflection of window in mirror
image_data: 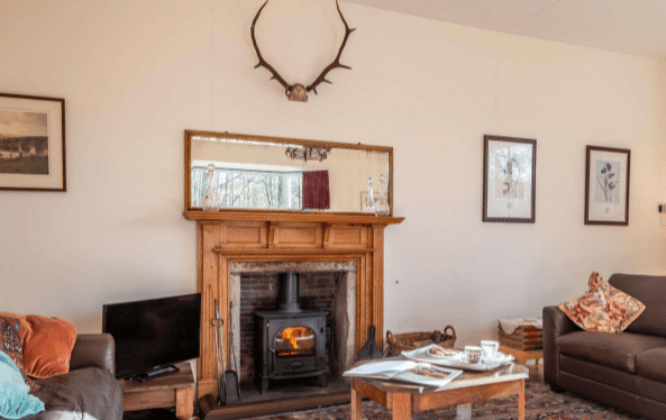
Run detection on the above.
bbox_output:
[191,166,305,210]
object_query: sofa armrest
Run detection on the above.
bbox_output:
[69,333,116,376]
[543,306,579,387]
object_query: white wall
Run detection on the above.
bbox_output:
[1,0,665,345]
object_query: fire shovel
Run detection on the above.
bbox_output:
[211,300,226,405]
[225,301,241,404]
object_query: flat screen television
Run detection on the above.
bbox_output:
[102,292,201,379]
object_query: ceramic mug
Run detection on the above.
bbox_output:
[464,345,483,364]
[480,340,499,359]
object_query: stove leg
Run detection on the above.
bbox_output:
[260,378,269,394]
[317,373,327,388]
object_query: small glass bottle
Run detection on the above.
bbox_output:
[200,163,220,211]
[363,177,375,213]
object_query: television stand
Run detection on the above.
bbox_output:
[133,364,180,382]
[120,362,194,420]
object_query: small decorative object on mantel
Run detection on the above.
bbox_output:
[386,326,456,356]
[483,134,536,223]
[584,146,630,226]
[0,92,66,192]
[251,0,355,102]
[200,163,220,212]
[374,173,390,216]
[363,177,375,213]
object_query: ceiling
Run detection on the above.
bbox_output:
[344,0,666,59]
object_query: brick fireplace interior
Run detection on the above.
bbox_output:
[231,261,357,398]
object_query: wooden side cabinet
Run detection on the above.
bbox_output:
[119,363,195,420]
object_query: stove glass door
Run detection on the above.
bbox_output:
[275,326,316,357]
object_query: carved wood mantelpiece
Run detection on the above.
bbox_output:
[184,211,403,398]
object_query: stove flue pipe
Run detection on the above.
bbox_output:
[278,271,301,312]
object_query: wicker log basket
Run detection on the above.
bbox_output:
[386,326,457,356]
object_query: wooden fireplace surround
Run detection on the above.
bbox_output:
[184,210,403,398]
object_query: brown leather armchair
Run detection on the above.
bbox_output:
[24,333,123,420]
[69,333,117,374]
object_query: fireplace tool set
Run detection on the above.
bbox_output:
[211,300,240,406]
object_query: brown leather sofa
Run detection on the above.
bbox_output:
[22,333,124,420]
[544,273,666,420]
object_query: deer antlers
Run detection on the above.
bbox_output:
[251,0,355,102]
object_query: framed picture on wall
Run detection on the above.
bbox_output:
[483,135,536,223]
[584,146,630,226]
[0,93,66,192]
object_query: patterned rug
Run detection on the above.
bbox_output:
[248,381,643,420]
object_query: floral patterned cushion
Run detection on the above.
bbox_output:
[0,314,38,390]
[0,315,24,371]
[558,272,646,333]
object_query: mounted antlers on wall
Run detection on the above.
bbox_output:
[251,0,355,102]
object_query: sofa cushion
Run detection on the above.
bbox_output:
[21,315,77,379]
[610,273,666,337]
[559,272,645,333]
[0,314,26,376]
[22,367,123,420]
[557,330,666,373]
[636,347,666,383]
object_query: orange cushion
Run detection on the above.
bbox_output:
[21,315,77,378]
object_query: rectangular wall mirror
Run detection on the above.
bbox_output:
[184,130,393,215]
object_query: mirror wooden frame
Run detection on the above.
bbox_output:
[184,130,395,218]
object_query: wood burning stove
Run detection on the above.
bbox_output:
[255,272,327,394]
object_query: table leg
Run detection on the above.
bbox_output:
[392,392,412,420]
[456,403,472,420]
[175,387,194,420]
[518,379,525,420]
[351,386,363,420]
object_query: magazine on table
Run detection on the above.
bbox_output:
[343,360,462,388]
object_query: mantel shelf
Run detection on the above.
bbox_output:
[213,247,375,255]
[183,210,405,225]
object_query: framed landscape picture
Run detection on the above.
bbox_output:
[483,135,536,223]
[0,93,66,191]
[584,146,630,226]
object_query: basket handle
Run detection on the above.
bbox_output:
[386,330,394,345]
[443,325,456,340]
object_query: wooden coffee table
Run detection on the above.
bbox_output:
[350,361,528,420]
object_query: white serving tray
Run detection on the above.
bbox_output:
[402,344,514,371]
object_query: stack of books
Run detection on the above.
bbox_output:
[498,319,543,351]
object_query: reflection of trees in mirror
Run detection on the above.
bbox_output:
[191,167,303,210]
[595,161,618,203]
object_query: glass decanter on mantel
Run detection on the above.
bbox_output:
[200,163,220,212]
[363,177,375,213]
[374,174,390,216]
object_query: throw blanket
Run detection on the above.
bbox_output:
[0,350,45,419]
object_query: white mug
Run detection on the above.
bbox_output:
[480,340,499,359]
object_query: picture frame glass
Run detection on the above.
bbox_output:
[483,136,536,222]
[0,94,65,191]
[585,147,629,224]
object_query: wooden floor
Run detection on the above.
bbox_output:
[526,361,544,383]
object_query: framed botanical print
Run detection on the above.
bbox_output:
[483,135,536,223]
[0,93,66,191]
[584,146,630,225]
